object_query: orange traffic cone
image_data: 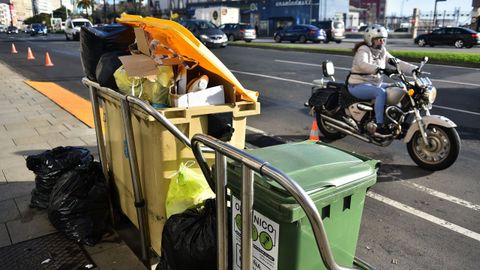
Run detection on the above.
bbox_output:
[309,119,321,140]
[27,47,35,60]
[11,43,18,54]
[45,52,54,67]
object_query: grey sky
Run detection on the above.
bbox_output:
[386,0,472,16]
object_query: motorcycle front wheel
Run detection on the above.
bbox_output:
[316,114,346,140]
[407,125,460,171]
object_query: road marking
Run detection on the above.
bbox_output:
[24,80,95,128]
[232,69,480,116]
[401,182,480,211]
[274,59,480,87]
[367,191,480,242]
[230,70,314,86]
[433,105,480,116]
[246,126,270,136]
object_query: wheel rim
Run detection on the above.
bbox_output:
[300,36,306,43]
[418,39,425,46]
[455,40,463,48]
[228,35,234,41]
[275,36,281,42]
[411,127,451,165]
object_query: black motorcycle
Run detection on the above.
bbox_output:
[307,57,460,171]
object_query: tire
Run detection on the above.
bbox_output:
[316,113,346,140]
[335,40,342,44]
[323,39,330,44]
[454,39,464,48]
[245,39,252,43]
[274,35,281,43]
[65,33,70,41]
[313,40,320,44]
[228,35,234,42]
[417,38,426,47]
[299,35,307,43]
[407,125,460,171]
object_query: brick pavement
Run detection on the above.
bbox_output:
[0,60,147,270]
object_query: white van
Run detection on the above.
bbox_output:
[64,18,93,41]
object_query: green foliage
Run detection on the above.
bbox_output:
[24,13,51,26]
[52,6,72,21]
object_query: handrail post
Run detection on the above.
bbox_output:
[215,152,228,270]
[241,165,254,270]
[120,98,150,267]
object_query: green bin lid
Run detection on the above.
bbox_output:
[244,141,378,195]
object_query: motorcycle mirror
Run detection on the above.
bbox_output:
[422,56,429,63]
[322,61,335,77]
[388,57,399,65]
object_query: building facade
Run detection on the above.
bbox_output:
[185,0,349,36]
[349,0,386,25]
[0,3,10,26]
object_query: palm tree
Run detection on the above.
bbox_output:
[77,0,95,15]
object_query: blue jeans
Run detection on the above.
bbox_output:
[349,83,389,124]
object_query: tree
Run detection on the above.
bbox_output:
[77,0,95,15]
[52,6,71,21]
[24,13,51,26]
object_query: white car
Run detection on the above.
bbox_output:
[64,18,93,41]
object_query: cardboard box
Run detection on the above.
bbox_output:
[170,85,225,108]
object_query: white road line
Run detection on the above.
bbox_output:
[367,191,480,242]
[433,105,480,116]
[246,125,270,136]
[230,69,314,86]
[401,182,480,211]
[275,59,480,88]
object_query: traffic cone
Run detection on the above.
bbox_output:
[309,119,321,141]
[11,43,18,54]
[27,47,35,60]
[45,52,54,67]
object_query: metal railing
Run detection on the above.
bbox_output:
[83,77,374,270]
[191,134,372,270]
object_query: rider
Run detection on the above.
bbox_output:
[348,24,418,134]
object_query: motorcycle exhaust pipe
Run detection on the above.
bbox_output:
[320,114,372,143]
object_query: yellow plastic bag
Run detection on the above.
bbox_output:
[166,161,215,218]
[114,65,174,107]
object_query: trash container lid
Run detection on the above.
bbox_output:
[244,141,378,195]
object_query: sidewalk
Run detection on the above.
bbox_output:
[0,60,146,270]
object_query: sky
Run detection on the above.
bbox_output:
[386,0,473,17]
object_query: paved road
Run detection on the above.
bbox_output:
[1,32,479,270]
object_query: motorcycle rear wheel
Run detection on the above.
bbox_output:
[316,114,346,140]
[407,125,460,171]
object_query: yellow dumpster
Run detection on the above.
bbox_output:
[97,14,260,255]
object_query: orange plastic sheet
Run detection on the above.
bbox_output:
[117,14,258,102]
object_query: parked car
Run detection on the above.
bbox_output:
[64,18,93,41]
[7,26,18,34]
[358,25,368,32]
[30,23,48,36]
[0,25,6,33]
[219,23,256,42]
[314,20,345,43]
[274,24,326,43]
[179,19,228,48]
[415,27,479,48]
[394,27,409,33]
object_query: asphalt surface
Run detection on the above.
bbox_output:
[1,32,479,270]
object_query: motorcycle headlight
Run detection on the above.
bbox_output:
[425,86,437,104]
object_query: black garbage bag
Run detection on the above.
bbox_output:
[26,146,93,209]
[48,161,109,246]
[80,24,135,81]
[157,199,216,270]
[95,51,124,90]
[208,113,235,142]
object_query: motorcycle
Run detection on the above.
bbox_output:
[307,57,460,171]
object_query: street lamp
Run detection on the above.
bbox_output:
[433,0,446,27]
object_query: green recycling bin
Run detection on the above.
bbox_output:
[227,140,379,270]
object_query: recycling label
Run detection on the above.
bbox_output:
[232,196,279,270]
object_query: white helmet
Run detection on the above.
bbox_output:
[363,25,388,46]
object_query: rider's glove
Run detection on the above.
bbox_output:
[384,67,398,76]
[376,68,385,75]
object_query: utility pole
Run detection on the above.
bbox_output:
[433,0,446,28]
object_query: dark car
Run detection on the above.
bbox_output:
[219,23,256,42]
[179,19,227,48]
[394,27,409,33]
[358,25,368,32]
[30,23,48,36]
[415,27,479,48]
[314,20,345,43]
[274,24,326,43]
[7,26,19,34]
